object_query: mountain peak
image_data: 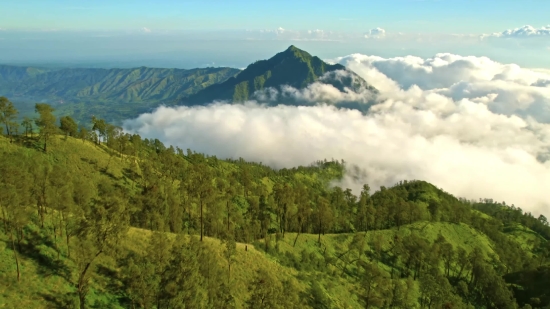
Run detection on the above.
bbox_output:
[182,46,376,105]
[286,45,302,52]
[281,45,312,59]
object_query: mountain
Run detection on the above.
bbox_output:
[182,45,377,105]
[0,65,240,103]
[0,65,240,123]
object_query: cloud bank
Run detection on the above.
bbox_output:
[124,53,550,216]
[483,25,550,38]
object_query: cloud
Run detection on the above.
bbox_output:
[483,25,550,38]
[247,28,343,42]
[364,27,386,39]
[331,53,550,122]
[124,53,550,217]
[141,27,152,33]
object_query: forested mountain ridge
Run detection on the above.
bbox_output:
[0,65,240,103]
[0,65,240,123]
[1,99,549,308]
[182,45,378,105]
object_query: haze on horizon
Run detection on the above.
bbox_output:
[0,0,549,69]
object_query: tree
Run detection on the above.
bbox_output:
[0,97,19,141]
[358,261,388,309]
[73,182,129,309]
[316,195,332,244]
[293,183,311,246]
[0,154,31,282]
[160,236,207,308]
[60,115,78,137]
[246,268,285,309]
[91,116,107,145]
[78,126,88,142]
[428,200,440,222]
[21,116,33,137]
[223,234,237,283]
[35,103,57,152]
[189,162,214,241]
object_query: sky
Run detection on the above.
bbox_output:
[1,0,550,216]
[1,0,549,68]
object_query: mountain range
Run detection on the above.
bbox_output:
[0,46,377,123]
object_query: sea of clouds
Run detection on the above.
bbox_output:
[123,53,550,216]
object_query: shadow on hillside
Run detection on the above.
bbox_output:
[503,224,542,238]
[80,157,99,168]
[39,292,77,309]
[122,167,140,183]
[96,264,121,292]
[10,135,43,151]
[18,228,72,282]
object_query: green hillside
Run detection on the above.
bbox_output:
[1,101,550,308]
[183,45,378,105]
[0,65,240,123]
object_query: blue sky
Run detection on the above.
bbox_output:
[0,0,549,68]
[2,0,548,32]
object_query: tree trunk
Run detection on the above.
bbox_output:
[293,231,300,247]
[293,223,302,247]
[200,199,203,241]
[318,219,322,244]
[1,206,7,232]
[228,263,231,283]
[78,251,103,309]
[9,228,21,282]
[227,200,230,233]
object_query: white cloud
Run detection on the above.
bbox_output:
[141,27,152,33]
[332,53,550,122]
[124,53,550,217]
[483,25,550,38]
[247,28,343,42]
[364,27,386,39]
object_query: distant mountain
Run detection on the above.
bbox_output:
[0,65,240,123]
[182,45,377,105]
[0,65,240,104]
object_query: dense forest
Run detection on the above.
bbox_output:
[1,95,549,308]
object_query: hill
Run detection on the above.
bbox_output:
[0,65,240,123]
[1,105,550,308]
[182,45,377,105]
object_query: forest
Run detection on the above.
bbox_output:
[1,95,550,309]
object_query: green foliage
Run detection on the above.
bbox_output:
[60,115,78,137]
[34,103,57,152]
[0,96,18,139]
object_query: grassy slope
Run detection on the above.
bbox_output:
[0,134,545,308]
[0,220,498,309]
